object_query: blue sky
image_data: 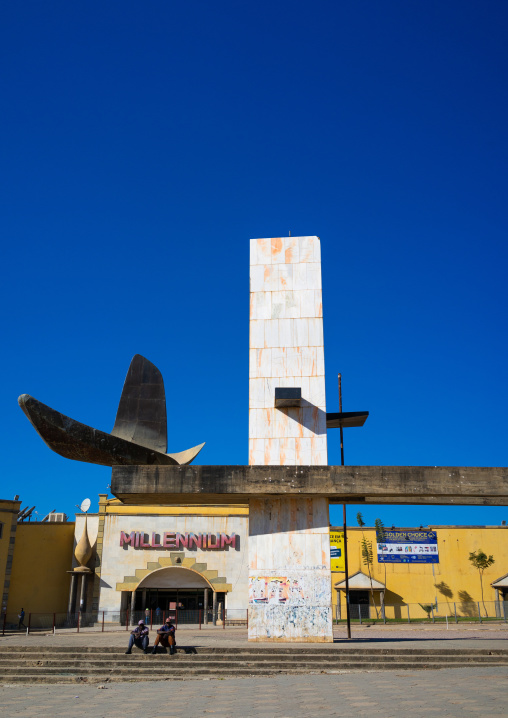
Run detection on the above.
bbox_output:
[2,1,507,527]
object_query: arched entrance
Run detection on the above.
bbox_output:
[137,567,215,621]
[116,555,233,625]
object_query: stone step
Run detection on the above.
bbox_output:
[1,646,508,656]
[2,662,508,683]
[0,654,506,667]
[1,649,507,684]
[1,642,508,688]
[1,660,506,673]
[1,653,508,664]
[2,656,508,675]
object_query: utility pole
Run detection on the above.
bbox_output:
[338,374,351,639]
[329,374,369,639]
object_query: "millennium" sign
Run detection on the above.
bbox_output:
[119,531,239,550]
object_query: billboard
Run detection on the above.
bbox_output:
[377,530,439,563]
[330,530,345,571]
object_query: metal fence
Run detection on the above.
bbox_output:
[1,608,249,635]
[335,600,508,624]
[3,601,506,634]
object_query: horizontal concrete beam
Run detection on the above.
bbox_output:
[111,465,508,506]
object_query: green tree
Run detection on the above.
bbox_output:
[374,518,387,595]
[419,602,437,621]
[468,549,495,617]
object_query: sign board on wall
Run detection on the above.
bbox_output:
[330,530,345,571]
[119,531,239,550]
[376,530,439,563]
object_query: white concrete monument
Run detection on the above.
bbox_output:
[248,236,333,642]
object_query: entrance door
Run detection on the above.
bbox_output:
[352,590,371,620]
[136,588,207,624]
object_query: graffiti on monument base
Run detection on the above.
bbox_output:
[248,605,333,639]
[249,576,305,605]
[248,571,330,606]
[248,570,333,639]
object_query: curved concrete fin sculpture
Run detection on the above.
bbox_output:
[167,442,206,466]
[18,394,180,466]
[111,354,167,453]
[18,354,205,466]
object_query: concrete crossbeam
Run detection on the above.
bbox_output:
[111,465,508,506]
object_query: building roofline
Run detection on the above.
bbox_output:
[330,525,508,530]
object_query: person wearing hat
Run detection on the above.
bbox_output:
[125,620,150,654]
[151,618,176,655]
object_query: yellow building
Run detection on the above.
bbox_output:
[331,525,508,621]
[0,498,21,615]
[7,521,75,617]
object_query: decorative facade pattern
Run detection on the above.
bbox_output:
[116,554,231,593]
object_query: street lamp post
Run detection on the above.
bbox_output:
[338,374,351,639]
[326,374,369,640]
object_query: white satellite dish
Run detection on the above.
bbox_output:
[80,498,91,513]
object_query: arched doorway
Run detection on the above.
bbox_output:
[133,567,224,624]
[116,554,232,625]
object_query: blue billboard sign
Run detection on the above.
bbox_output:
[376,530,439,563]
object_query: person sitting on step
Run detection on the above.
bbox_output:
[151,618,176,655]
[125,620,150,654]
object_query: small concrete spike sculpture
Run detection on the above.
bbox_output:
[18,355,204,466]
[74,516,93,572]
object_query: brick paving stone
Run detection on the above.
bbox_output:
[1,623,508,650]
[1,668,508,718]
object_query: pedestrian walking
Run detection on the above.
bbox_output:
[18,608,26,630]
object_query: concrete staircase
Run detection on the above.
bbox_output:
[1,646,507,683]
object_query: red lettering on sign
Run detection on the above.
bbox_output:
[151,532,162,548]
[139,533,151,548]
[163,532,176,548]
[119,531,136,547]
[176,532,188,549]
[189,533,202,549]
[207,533,220,549]
[119,531,239,549]
[221,532,237,549]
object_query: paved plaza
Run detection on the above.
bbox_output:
[2,623,507,650]
[1,626,508,717]
[0,667,507,718]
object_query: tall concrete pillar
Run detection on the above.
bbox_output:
[67,573,78,615]
[79,574,88,613]
[131,590,137,625]
[248,236,333,642]
[212,590,217,626]
[203,588,209,624]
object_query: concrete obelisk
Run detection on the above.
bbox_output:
[248,236,333,642]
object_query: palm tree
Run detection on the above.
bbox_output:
[374,518,388,618]
[374,518,387,588]
[356,512,379,618]
[468,549,495,617]
[419,602,437,621]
